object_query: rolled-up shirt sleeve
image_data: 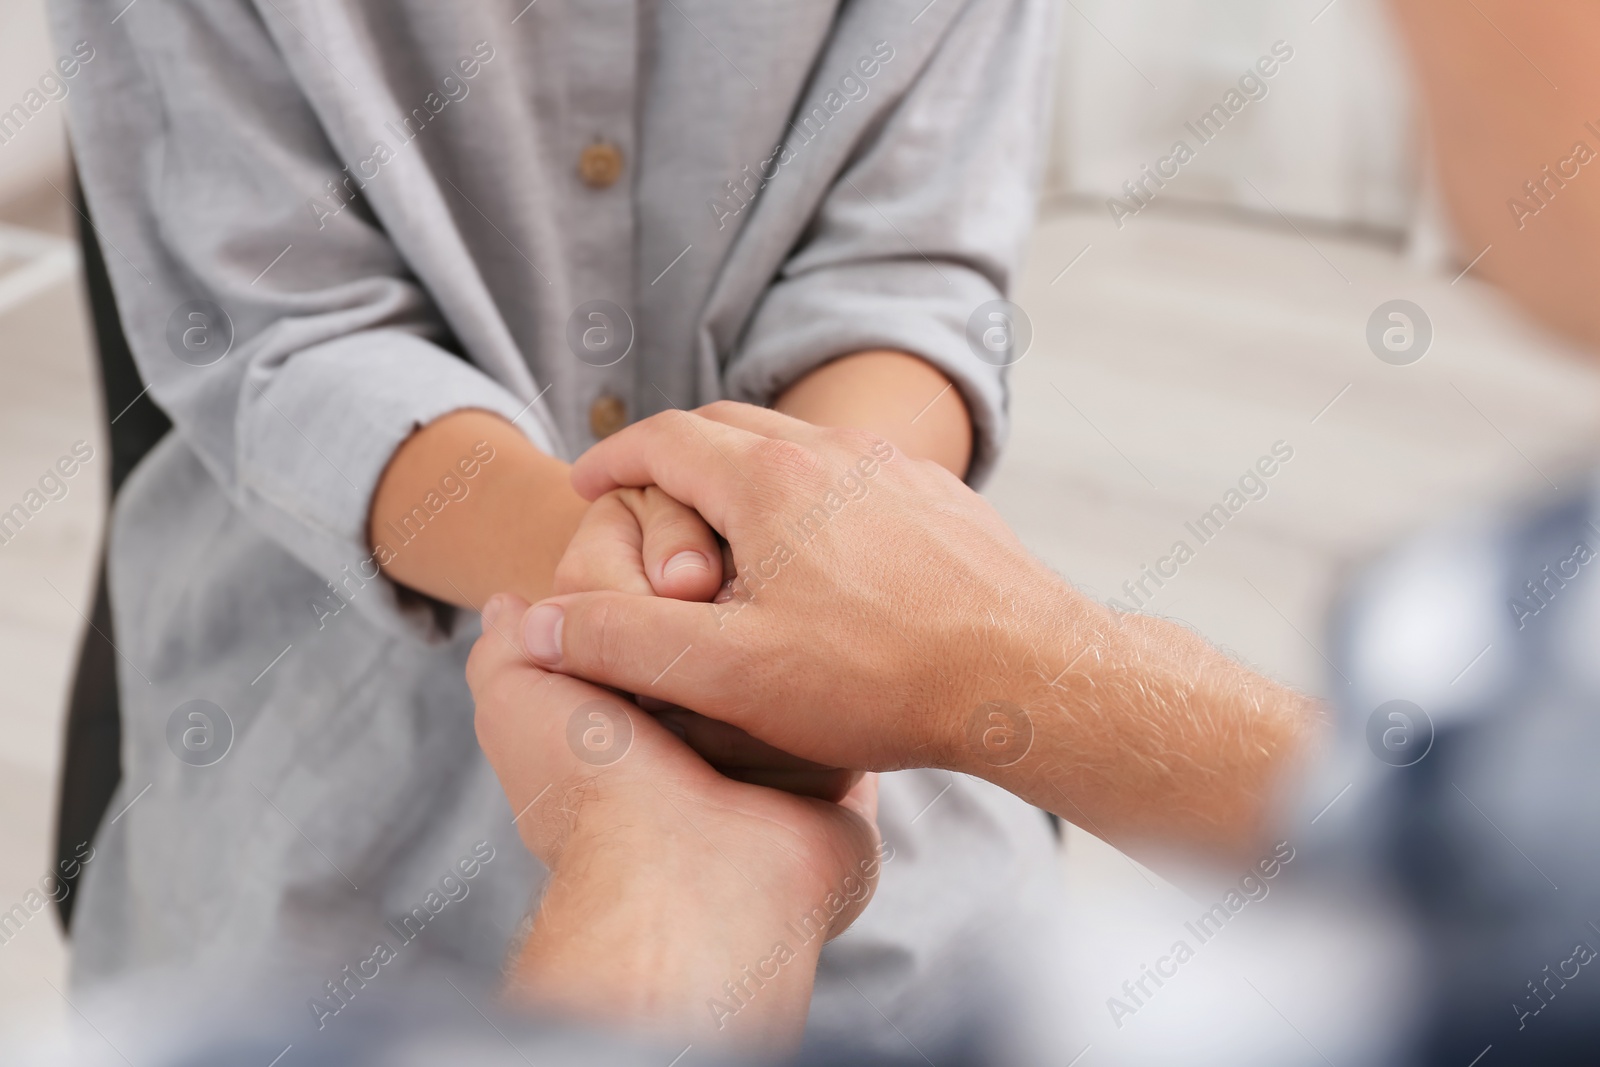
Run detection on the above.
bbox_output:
[54,1,535,638]
[724,0,1059,487]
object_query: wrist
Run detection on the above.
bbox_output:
[548,785,842,922]
[936,565,1086,780]
[509,798,829,1043]
[370,409,588,607]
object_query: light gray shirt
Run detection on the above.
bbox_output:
[54,0,1069,1058]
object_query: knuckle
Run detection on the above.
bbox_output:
[638,487,710,548]
[642,408,685,429]
[574,595,625,678]
[585,489,635,526]
[551,553,586,595]
[751,437,824,484]
[640,484,687,521]
[643,483,683,507]
[698,399,745,422]
[835,426,887,455]
[654,503,710,543]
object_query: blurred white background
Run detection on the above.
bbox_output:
[1048,0,1425,230]
[0,2,70,210]
[0,0,101,1041]
[3,0,1598,1060]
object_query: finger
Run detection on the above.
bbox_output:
[636,488,723,602]
[569,410,770,531]
[721,766,863,802]
[550,492,653,597]
[691,399,819,442]
[470,594,612,729]
[653,707,859,801]
[519,590,740,714]
[466,593,538,693]
[471,596,688,792]
[470,596,643,743]
[654,707,833,772]
[837,771,880,827]
[468,593,611,776]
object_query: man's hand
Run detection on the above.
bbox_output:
[551,486,862,801]
[520,402,1056,774]
[468,593,881,1047]
[514,402,1319,863]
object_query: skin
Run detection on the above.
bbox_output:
[513,403,1321,865]
[367,349,971,609]
[552,486,862,801]
[468,592,882,1049]
[467,9,1598,1041]
[369,349,971,795]
[1388,0,1600,348]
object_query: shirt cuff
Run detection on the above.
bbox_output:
[724,260,1010,487]
[236,329,543,641]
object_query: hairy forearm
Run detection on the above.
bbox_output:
[775,350,973,476]
[368,409,588,609]
[506,825,824,1046]
[777,356,1321,856]
[958,591,1321,863]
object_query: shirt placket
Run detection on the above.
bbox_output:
[563,0,638,445]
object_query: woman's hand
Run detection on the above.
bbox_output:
[467,593,882,1048]
[552,486,862,802]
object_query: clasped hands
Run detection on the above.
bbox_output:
[467,401,1050,1044]
[469,483,882,1042]
[466,403,968,1043]
[466,400,1311,1044]
[547,481,865,802]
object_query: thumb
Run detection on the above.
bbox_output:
[519,590,739,712]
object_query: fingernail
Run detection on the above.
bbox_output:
[481,594,508,629]
[662,550,710,578]
[522,603,564,664]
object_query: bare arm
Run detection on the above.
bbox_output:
[468,593,882,1047]
[777,359,1310,852]
[369,350,966,608]
[368,409,589,609]
[1390,0,1600,347]
[508,814,832,1043]
[518,405,1321,867]
[971,593,1319,861]
[774,350,973,476]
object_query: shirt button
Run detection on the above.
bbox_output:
[577,141,624,189]
[589,393,629,439]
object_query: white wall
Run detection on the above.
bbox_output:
[1046,0,1433,242]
